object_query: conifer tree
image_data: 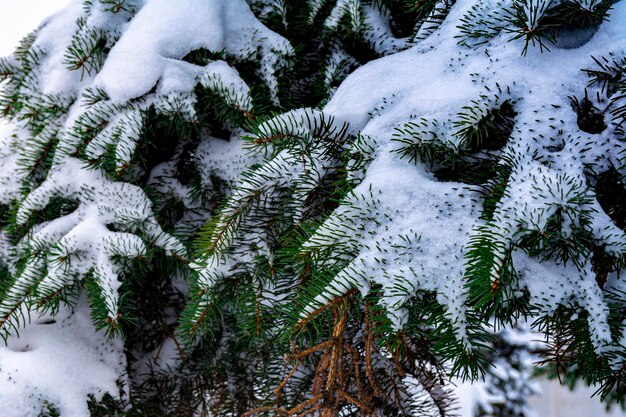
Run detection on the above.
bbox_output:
[0,1,625,416]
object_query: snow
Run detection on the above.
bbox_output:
[1,0,626,415]
[0,1,294,411]
[0,125,21,205]
[302,150,478,335]
[303,0,626,349]
[11,157,186,322]
[95,0,292,104]
[0,299,125,417]
[33,0,85,95]
[454,379,501,417]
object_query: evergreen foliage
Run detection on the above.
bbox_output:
[0,0,625,416]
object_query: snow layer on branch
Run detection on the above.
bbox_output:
[361,5,411,55]
[8,158,186,323]
[0,300,124,417]
[188,1,626,356]
[301,1,626,346]
[95,0,293,104]
[31,0,134,95]
[0,125,22,205]
[30,0,85,95]
[2,0,292,176]
[0,0,296,357]
[0,1,295,411]
[147,133,258,235]
[195,133,259,190]
[302,151,479,334]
